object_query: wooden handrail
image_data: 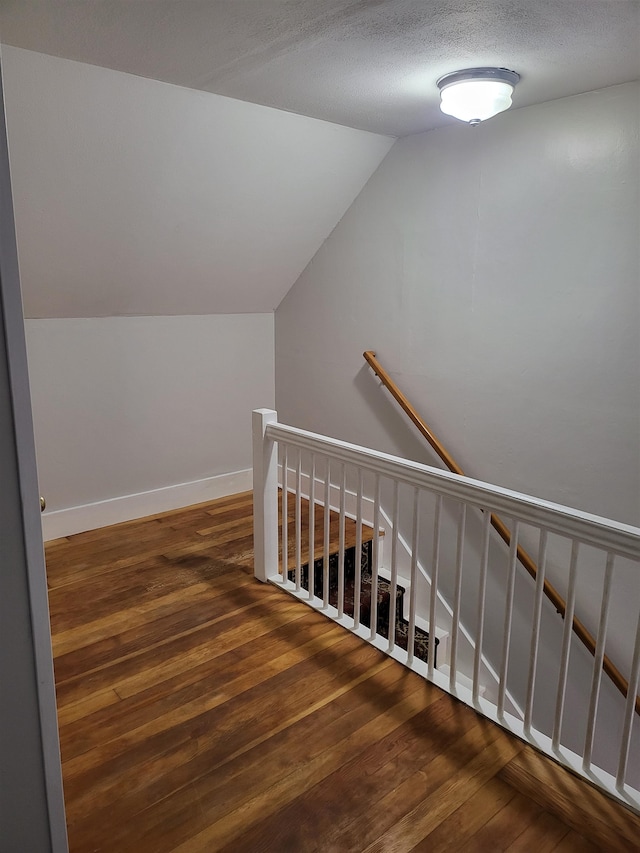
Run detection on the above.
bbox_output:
[363,350,640,716]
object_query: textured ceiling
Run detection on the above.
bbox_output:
[1,0,639,137]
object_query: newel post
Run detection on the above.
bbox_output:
[252,408,279,582]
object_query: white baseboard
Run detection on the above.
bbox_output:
[41,468,253,541]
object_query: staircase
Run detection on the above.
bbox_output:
[282,493,438,666]
[253,408,640,812]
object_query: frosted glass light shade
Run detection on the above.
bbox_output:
[437,68,520,125]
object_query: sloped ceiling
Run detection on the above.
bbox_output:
[1,0,639,137]
[1,47,393,318]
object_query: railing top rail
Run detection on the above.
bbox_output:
[266,420,640,561]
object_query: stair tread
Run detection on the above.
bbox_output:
[280,490,383,571]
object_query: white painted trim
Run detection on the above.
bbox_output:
[0,65,68,850]
[253,409,278,583]
[270,422,640,560]
[41,468,252,540]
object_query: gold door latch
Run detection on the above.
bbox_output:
[40,496,46,512]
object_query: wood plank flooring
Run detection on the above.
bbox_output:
[45,491,640,852]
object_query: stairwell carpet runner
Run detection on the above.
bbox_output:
[288,541,437,666]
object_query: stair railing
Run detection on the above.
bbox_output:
[252,407,640,810]
[364,349,640,717]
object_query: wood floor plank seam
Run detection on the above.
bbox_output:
[165,678,443,853]
[60,627,372,775]
[52,571,261,656]
[319,699,487,851]
[66,656,426,851]
[220,694,465,852]
[408,776,518,853]
[56,608,338,735]
[53,582,281,669]
[54,588,298,690]
[66,659,422,848]
[362,734,523,852]
[58,614,343,761]
[61,635,397,814]
[326,712,510,853]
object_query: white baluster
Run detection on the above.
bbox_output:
[616,609,640,790]
[370,474,381,641]
[295,448,302,591]
[407,487,420,666]
[338,463,346,618]
[323,459,330,609]
[583,552,615,771]
[473,510,492,704]
[498,520,520,718]
[281,444,288,584]
[524,528,548,735]
[308,454,316,601]
[428,495,442,680]
[449,502,467,693]
[354,469,363,629]
[388,481,400,653]
[552,540,580,751]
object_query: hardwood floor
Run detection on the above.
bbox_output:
[45,491,640,852]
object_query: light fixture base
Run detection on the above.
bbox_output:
[436,67,520,91]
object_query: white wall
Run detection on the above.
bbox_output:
[276,80,640,525]
[0,47,388,536]
[1,47,392,536]
[275,82,640,778]
[2,45,394,318]
[26,314,274,535]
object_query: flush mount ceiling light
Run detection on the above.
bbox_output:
[437,67,520,126]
